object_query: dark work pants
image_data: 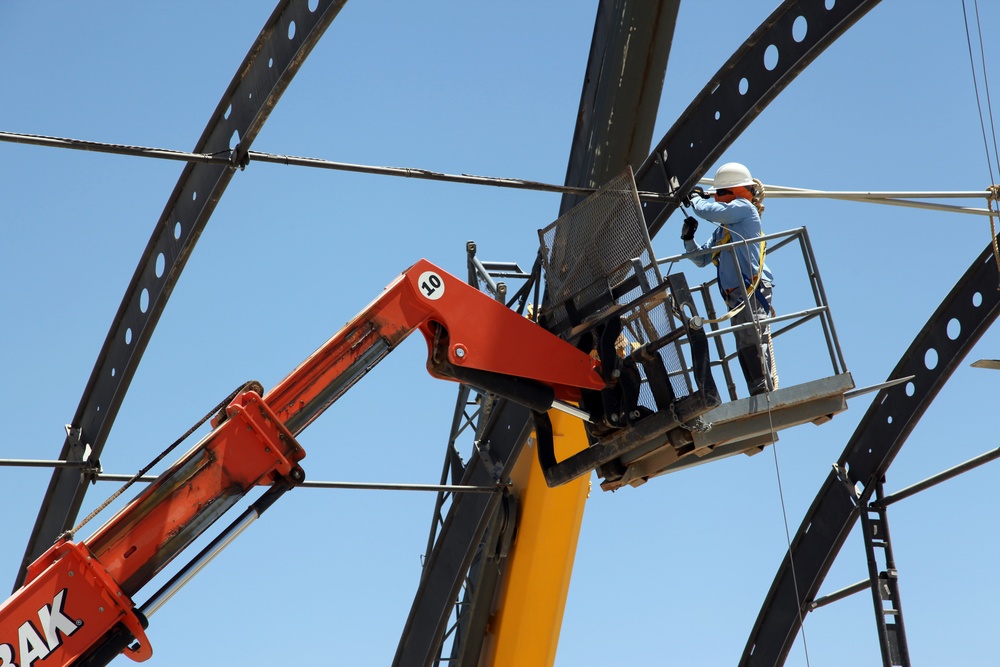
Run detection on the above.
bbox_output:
[725,285,774,396]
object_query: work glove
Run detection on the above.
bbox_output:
[681,186,705,207]
[680,216,698,242]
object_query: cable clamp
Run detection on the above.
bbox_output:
[64,424,101,484]
[230,143,250,171]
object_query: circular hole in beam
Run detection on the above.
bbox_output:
[764,44,779,70]
[793,16,808,42]
[947,318,961,340]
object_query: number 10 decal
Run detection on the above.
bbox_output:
[418,271,445,300]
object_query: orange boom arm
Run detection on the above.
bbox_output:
[0,260,604,667]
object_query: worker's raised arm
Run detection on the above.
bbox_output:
[691,195,757,225]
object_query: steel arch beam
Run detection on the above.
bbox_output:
[635,0,882,238]
[16,0,348,589]
[740,244,1000,667]
[559,0,681,215]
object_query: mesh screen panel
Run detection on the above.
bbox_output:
[539,169,660,329]
[616,292,691,403]
[538,168,689,400]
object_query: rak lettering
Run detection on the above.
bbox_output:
[0,589,80,667]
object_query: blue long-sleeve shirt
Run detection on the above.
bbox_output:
[683,196,773,294]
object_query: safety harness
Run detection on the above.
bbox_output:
[708,230,770,322]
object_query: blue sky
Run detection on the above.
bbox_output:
[2,2,999,665]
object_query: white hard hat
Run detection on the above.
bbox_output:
[712,162,754,190]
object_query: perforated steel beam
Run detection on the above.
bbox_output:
[635,0,882,237]
[16,0,348,589]
[740,241,1000,667]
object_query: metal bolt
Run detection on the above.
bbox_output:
[610,413,619,423]
[68,571,74,577]
[98,607,105,613]
[611,369,621,379]
[75,619,83,626]
[630,410,641,419]
[455,347,466,359]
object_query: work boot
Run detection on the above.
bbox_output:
[737,344,772,396]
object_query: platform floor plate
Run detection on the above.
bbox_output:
[610,373,854,488]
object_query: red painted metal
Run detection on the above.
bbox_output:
[265,259,604,429]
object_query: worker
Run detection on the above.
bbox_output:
[680,162,775,396]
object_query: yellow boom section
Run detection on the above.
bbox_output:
[480,410,591,666]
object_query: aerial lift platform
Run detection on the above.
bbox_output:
[601,224,855,490]
[530,169,854,492]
